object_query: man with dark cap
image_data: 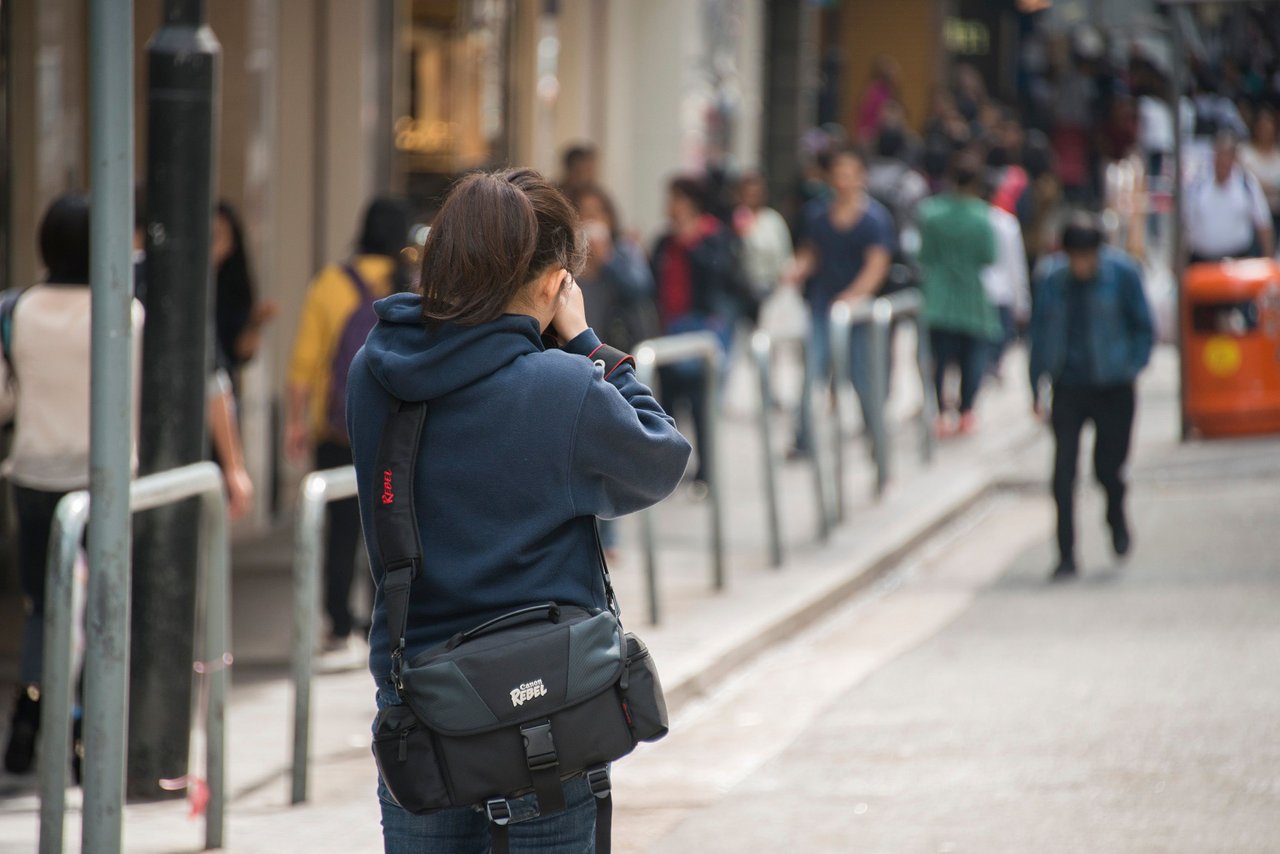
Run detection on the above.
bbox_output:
[1029,213,1154,581]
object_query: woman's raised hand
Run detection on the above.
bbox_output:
[552,272,589,342]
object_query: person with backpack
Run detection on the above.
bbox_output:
[346,168,690,852]
[286,197,411,658]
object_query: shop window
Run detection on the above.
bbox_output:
[397,0,511,201]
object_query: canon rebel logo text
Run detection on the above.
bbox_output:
[381,470,395,505]
[510,679,548,707]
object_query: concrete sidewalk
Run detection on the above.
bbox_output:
[0,338,1151,852]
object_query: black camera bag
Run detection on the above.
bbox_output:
[369,398,668,854]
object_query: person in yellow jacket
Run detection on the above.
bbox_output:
[286,198,410,656]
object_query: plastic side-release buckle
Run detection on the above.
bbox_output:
[485,797,512,826]
[586,765,611,799]
[520,720,558,771]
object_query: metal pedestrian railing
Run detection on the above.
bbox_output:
[289,466,359,805]
[39,462,231,854]
[749,331,784,568]
[633,332,725,624]
[828,288,936,505]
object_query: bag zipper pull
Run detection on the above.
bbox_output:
[398,729,410,762]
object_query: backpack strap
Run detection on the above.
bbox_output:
[0,288,26,386]
[342,262,374,302]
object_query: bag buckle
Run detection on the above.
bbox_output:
[519,720,558,771]
[586,765,611,799]
[389,649,405,696]
[485,797,512,826]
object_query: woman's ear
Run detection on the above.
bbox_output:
[535,266,568,310]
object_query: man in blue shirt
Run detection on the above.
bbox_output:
[785,146,894,455]
[1029,214,1155,581]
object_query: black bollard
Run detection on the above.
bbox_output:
[129,0,221,800]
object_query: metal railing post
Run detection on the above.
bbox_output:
[912,307,938,465]
[798,336,832,541]
[198,482,231,851]
[290,467,358,805]
[828,300,880,510]
[83,0,134,851]
[37,495,90,854]
[828,302,851,521]
[634,332,724,623]
[750,331,783,568]
[39,462,229,854]
[878,289,935,465]
[867,298,893,496]
[702,345,726,591]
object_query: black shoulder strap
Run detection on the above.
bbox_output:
[373,399,427,690]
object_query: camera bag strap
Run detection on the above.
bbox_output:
[373,397,618,854]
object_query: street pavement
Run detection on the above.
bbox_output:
[628,366,1280,852]
[3,341,1278,852]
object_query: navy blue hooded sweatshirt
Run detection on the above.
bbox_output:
[347,292,692,681]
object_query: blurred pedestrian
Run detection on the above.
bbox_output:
[286,197,410,658]
[558,143,599,198]
[856,56,900,145]
[868,126,930,298]
[570,185,658,352]
[212,201,278,378]
[785,146,893,455]
[0,194,141,774]
[918,151,999,435]
[1029,214,1154,581]
[981,172,1031,380]
[346,169,688,850]
[1185,130,1275,262]
[1240,107,1280,239]
[733,171,793,307]
[651,177,735,490]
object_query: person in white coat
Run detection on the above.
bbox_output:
[982,173,1030,379]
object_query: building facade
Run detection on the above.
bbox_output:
[0,0,774,534]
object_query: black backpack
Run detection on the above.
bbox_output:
[370,395,669,854]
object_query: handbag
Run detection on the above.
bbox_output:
[369,398,669,854]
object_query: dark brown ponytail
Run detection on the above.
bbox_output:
[419,168,584,327]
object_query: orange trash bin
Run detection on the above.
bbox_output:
[1182,258,1280,437]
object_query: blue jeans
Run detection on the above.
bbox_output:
[795,308,876,451]
[375,684,599,853]
[930,328,988,414]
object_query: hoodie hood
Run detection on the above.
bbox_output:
[362,292,544,402]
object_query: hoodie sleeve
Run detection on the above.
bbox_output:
[562,329,692,519]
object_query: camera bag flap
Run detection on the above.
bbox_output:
[399,606,624,737]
